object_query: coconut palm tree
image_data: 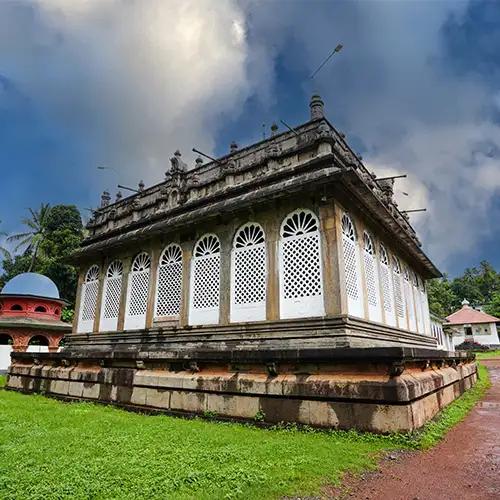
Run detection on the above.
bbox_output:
[0,220,10,260]
[7,204,52,271]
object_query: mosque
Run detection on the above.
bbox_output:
[6,95,476,432]
[0,273,70,372]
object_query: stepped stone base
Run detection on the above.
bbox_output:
[6,345,477,433]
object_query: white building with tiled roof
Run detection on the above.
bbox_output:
[446,299,500,347]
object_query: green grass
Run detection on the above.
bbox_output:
[0,365,490,500]
[475,349,500,360]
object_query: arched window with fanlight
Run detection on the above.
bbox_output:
[403,265,416,332]
[230,223,267,322]
[77,265,100,333]
[392,256,407,328]
[100,260,123,332]
[341,213,364,318]
[378,245,396,327]
[155,244,183,318]
[124,252,151,330]
[279,209,324,319]
[363,232,382,322]
[412,271,424,334]
[189,234,221,325]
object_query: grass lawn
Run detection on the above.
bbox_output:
[475,349,500,360]
[0,365,490,500]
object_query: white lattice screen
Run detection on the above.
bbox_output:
[420,283,431,335]
[124,253,151,330]
[392,257,406,328]
[279,210,324,319]
[231,224,266,322]
[77,265,99,333]
[189,234,221,325]
[341,214,364,318]
[155,244,183,318]
[363,232,381,322]
[403,267,416,332]
[100,260,123,332]
[379,245,396,326]
[413,273,424,334]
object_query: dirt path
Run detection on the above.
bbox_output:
[337,359,500,500]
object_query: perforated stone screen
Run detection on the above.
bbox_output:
[155,244,183,317]
[100,261,123,331]
[78,265,99,333]
[125,253,151,330]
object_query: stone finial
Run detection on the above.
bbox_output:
[115,191,123,202]
[378,178,394,202]
[462,298,470,307]
[195,156,203,167]
[100,190,111,208]
[270,122,279,137]
[138,180,145,192]
[230,141,238,153]
[169,149,187,174]
[310,94,325,120]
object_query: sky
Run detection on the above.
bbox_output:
[0,0,499,277]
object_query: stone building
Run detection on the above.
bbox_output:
[0,273,70,372]
[447,299,500,347]
[7,95,476,432]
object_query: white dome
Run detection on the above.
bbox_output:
[1,273,60,299]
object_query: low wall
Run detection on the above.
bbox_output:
[7,347,477,433]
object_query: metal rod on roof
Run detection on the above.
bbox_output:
[375,174,407,181]
[309,43,343,80]
[401,208,427,214]
[117,184,140,194]
[279,119,300,137]
[192,148,221,164]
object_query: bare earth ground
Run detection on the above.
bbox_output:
[331,359,500,500]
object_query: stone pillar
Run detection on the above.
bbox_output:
[264,214,280,321]
[117,256,132,332]
[72,268,85,334]
[145,245,160,328]
[218,230,232,325]
[319,202,341,316]
[92,258,106,333]
[179,242,192,327]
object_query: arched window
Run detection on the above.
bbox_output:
[392,257,406,328]
[27,335,49,354]
[10,304,23,311]
[279,209,324,319]
[77,265,100,333]
[341,213,364,318]
[189,234,221,325]
[125,253,151,330]
[231,223,266,322]
[363,232,382,322]
[412,272,424,334]
[418,275,431,335]
[403,265,416,332]
[34,305,47,313]
[378,245,396,327]
[100,260,124,332]
[155,244,183,318]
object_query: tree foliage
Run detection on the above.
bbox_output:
[0,205,84,306]
[428,260,500,318]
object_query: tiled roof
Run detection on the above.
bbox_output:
[446,305,500,325]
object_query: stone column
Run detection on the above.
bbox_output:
[318,202,341,316]
[145,245,160,329]
[264,214,280,321]
[92,258,107,333]
[179,242,192,327]
[218,230,232,325]
[72,268,85,334]
[117,256,132,332]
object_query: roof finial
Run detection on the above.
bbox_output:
[462,298,470,307]
[138,180,145,192]
[100,190,111,208]
[230,141,238,153]
[270,122,279,137]
[310,94,325,120]
[115,191,122,202]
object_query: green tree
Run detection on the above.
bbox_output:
[427,277,457,317]
[484,291,500,319]
[6,203,52,272]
